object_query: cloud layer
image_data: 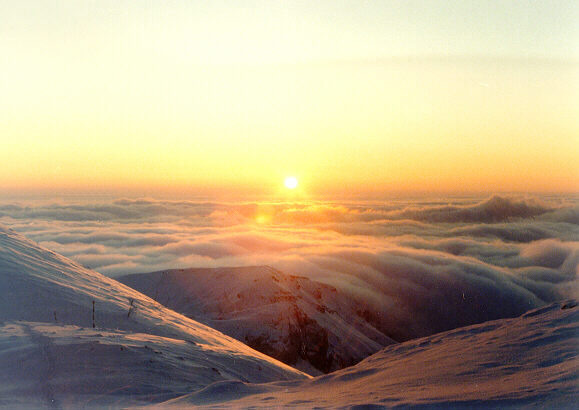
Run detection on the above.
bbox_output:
[1,194,577,339]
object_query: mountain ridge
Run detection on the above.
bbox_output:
[119,265,397,374]
[155,299,579,408]
[0,224,307,408]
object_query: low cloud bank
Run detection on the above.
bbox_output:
[1,194,577,340]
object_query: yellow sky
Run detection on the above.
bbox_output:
[1,2,577,197]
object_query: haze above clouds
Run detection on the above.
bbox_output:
[1,194,577,340]
[1,2,577,193]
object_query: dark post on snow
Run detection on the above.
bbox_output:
[92,300,96,328]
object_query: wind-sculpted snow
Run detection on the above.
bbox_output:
[0,225,307,408]
[153,300,579,409]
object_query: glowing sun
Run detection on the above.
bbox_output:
[284,176,298,189]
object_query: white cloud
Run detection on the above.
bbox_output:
[0,194,577,341]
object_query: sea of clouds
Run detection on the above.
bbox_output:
[1,194,577,340]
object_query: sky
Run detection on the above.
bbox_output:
[1,1,577,197]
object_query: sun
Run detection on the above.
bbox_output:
[284,176,298,189]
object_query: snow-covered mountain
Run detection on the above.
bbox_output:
[154,299,579,409]
[0,225,307,408]
[1,223,577,408]
[118,266,396,374]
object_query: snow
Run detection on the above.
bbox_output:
[0,225,308,408]
[153,300,578,409]
[1,223,577,408]
[119,266,396,374]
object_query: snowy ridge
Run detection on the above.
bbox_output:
[0,225,308,408]
[1,223,577,408]
[119,266,396,374]
[154,300,579,409]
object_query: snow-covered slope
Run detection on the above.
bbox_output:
[154,300,579,409]
[0,225,307,408]
[119,266,396,374]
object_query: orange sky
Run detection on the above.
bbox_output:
[1,2,577,197]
